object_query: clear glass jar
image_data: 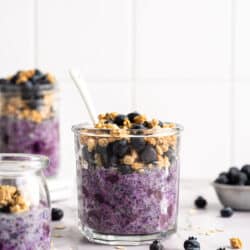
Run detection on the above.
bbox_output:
[72,124,182,245]
[0,82,60,177]
[0,153,51,249]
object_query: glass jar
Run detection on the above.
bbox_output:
[0,75,60,177]
[72,123,182,245]
[0,153,51,249]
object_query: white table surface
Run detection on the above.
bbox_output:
[51,180,250,250]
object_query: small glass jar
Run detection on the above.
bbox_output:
[72,123,182,245]
[0,71,60,177]
[0,153,51,249]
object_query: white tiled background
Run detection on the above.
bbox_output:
[0,0,250,180]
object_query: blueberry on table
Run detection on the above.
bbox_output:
[114,114,126,126]
[194,196,207,209]
[131,137,146,152]
[140,144,157,164]
[149,240,164,250]
[164,147,176,163]
[51,208,64,221]
[128,112,140,122]
[184,236,200,250]
[220,207,233,218]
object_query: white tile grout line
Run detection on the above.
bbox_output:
[33,0,39,68]
[230,0,236,164]
[131,0,137,111]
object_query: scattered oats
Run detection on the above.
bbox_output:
[188,209,197,215]
[52,233,63,238]
[54,225,66,230]
[215,228,224,232]
[115,246,126,250]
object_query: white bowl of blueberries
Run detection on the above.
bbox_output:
[213,164,250,211]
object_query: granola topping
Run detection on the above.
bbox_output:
[0,185,29,214]
[230,238,243,249]
[78,112,180,173]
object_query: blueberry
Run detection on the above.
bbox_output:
[35,69,42,76]
[34,92,44,100]
[112,139,129,157]
[164,147,176,163]
[0,205,10,213]
[51,208,64,221]
[220,207,233,218]
[82,146,94,164]
[131,124,145,130]
[158,120,164,127]
[114,114,126,126]
[194,196,207,209]
[0,78,8,85]
[149,240,164,250]
[184,236,200,250]
[241,164,250,178]
[140,144,157,164]
[118,165,133,174]
[131,137,146,152]
[228,167,240,185]
[27,99,43,110]
[238,172,248,185]
[215,174,229,184]
[217,248,226,250]
[143,121,151,128]
[10,71,20,84]
[127,112,140,122]
[21,81,34,100]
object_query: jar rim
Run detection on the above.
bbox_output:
[72,122,183,137]
[0,153,49,175]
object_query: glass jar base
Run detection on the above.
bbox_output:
[79,224,177,246]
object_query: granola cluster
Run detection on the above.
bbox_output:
[79,112,179,173]
[0,69,57,123]
[230,238,243,249]
[0,185,29,214]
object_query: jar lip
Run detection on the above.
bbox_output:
[72,122,183,137]
[0,153,49,175]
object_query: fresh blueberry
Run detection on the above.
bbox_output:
[217,248,226,250]
[238,172,248,185]
[241,164,250,178]
[158,120,164,127]
[149,240,164,250]
[131,137,146,152]
[112,139,129,157]
[51,208,64,221]
[194,196,207,209]
[118,165,133,174]
[10,71,20,84]
[131,124,145,130]
[114,114,126,126]
[143,121,151,128]
[140,144,157,164]
[27,99,43,110]
[82,146,94,164]
[164,147,176,163]
[228,167,240,185]
[220,207,233,218]
[0,205,10,213]
[215,174,229,184]
[184,236,200,250]
[35,69,42,76]
[127,112,140,122]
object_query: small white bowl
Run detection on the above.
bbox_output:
[212,182,250,211]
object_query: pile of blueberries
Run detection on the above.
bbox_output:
[215,165,250,186]
[0,69,54,110]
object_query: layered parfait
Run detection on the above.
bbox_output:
[0,70,59,176]
[0,185,50,249]
[73,112,182,243]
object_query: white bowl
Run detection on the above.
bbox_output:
[213,182,250,211]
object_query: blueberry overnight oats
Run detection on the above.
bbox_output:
[0,185,50,250]
[72,112,182,245]
[0,154,51,249]
[0,70,59,176]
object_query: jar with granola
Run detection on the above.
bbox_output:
[72,112,183,245]
[0,153,51,249]
[0,70,60,177]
